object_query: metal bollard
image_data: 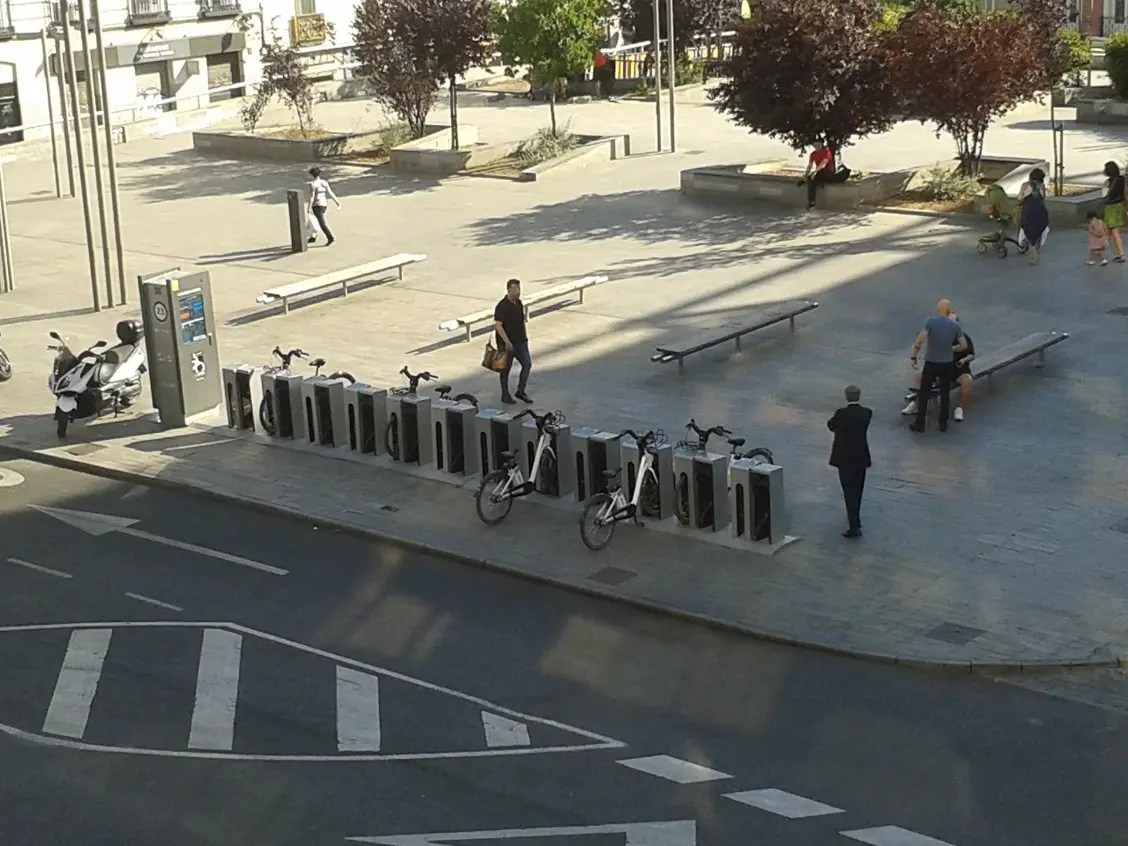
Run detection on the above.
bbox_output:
[730,460,786,543]
[287,189,308,254]
[344,383,386,454]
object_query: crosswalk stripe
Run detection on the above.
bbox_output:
[188,628,242,751]
[724,788,844,819]
[842,826,958,846]
[337,666,382,752]
[617,755,732,783]
[42,628,112,739]
[482,711,530,747]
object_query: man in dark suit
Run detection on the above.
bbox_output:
[827,384,872,539]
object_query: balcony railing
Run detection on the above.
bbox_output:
[127,0,171,25]
[48,1,97,33]
[199,0,240,17]
[0,1,14,38]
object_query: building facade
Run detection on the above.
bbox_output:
[0,0,358,145]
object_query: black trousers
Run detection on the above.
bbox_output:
[915,360,955,427]
[838,467,866,531]
[807,167,851,207]
[311,205,334,243]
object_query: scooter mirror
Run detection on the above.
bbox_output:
[49,331,61,341]
[93,340,107,348]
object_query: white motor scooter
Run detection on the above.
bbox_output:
[48,320,146,438]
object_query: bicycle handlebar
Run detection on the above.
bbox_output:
[399,366,437,384]
[685,418,731,440]
[518,409,566,428]
[617,428,666,447]
[272,347,308,368]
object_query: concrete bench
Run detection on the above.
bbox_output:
[438,274,609,342]
[650,299,819,374]
[912,331,1069,406]
[255,253,427,315]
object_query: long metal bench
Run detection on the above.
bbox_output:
[438,274,609,342]
[650,299,819,374]
[255,253,427,315]
[911,330,1069,408]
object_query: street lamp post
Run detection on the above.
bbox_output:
[0,161,14,292]
[39,28,63,198]
[51,27,77,198]
[652,0,662,152]
[666,0,676,152]
[92,0,127,303]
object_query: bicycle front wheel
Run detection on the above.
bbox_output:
[538,450,558,496]
[475,470,514,525]
[580,493,617,551]
[674,474,690,526]
[259,396,276,435]
[384,415,400,460]
[639,473,660,517]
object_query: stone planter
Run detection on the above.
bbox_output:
[192,127,393,162]
[969,156,1051,214]
[517,134,631,182]
[679,160,915,210]
[389,125,494,175]
[1052,85,1114,107]
[1076,98,1128,124]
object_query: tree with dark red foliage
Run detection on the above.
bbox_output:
[1011,0,1073,87]
[888,4,1050,176]
[612,0,714,52]
[708,0,899,159]
[353,0,494,148]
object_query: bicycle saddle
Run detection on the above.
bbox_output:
[309,358,326,368]
[602,468,620,479]
[728,437,746,448]
[499,450,518,461]
[432,384,452,394]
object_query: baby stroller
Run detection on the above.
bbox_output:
[977,183,1029,258]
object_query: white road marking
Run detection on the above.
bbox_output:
[187,628,242,751]
[124,592,183,612]
[42,628,112,739]
[617,755,732,783]
[7,557,73,579]
[337,666,382,752]
[31,505,287,575]
[482,711,530,747]
[842,826,959,846]
[0,621,626,761]
[347,820,696,846]
[0,468,25,487]
[724,788,844,819]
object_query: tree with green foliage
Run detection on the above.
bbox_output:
[240,29,317,136]
[612,0,714,52]
[1059,28,1093,86]
[1106,33,1128,99]
[493,0,606,134]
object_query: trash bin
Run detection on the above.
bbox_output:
[621,437,674,519]
[730,460,785,544]
[432,396,478,475]
[673,448,730,531]
[221,365,256,430]
[300,375,350,448]
[344,383,386,455]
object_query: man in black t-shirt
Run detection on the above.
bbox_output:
[902,315,975,422]
[493,278,533,405]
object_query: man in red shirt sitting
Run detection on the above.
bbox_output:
[801,138,852,209]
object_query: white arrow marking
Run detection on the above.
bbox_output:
[346,820,696,846]
[31,505,287,575]
[482,711,530,747]
[0,468,26,487]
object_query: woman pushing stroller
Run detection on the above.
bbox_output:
[1017,168,1049,266]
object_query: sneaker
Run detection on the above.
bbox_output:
[501,395,516,405]
[1103,259,1109,266]
[909,423,925,433]
[900,400,918,416]
[1087,260,1095,266]
[954,407,964,422]
[515,391,533,404]
[307,236,316,244]
[938,422,948,432]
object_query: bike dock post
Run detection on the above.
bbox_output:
[400,394,433,466]
[344,383,386,455]
[729,459,787,546]
[570,427,619,503]
[282,373,306,439]
[433,397,478,475]
[621,438,675,520]
[696,451,730,532]
[473,408,505,476]
[520,417,574,493]
[260,371,296,439]
[222,365,257,431]
[301,376,349,448]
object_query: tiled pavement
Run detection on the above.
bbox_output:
[3,95,1128,669]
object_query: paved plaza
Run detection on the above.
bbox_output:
[3,90,1128,667]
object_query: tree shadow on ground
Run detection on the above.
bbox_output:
[1006,117,1128,155]
[115,150,445,204]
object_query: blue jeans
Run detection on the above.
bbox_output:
[500,342,532,398]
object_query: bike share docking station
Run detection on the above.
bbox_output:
[474,409,523,476]
[571,428,622,503]
[432,394,477,475]
[622,437,675,520]
[259,371,306,440]
[673,446,730,532]
[520,418,573,498]
[386,393,433,466]
[344,384,387,455]
[728,460,792,550]
[139,269,223,429]
[301,374,351,449]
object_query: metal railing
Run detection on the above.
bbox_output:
[0,79,253,141]
[199,0,240,15]
[128,0,169,19]
[0,0,14,32]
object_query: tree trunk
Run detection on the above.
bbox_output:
[449,77,460,151]
[548,84,557,134]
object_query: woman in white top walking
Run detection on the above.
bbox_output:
[307,167,341,246]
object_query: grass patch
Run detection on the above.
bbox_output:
[259,127,341,141]
[515,125,581,166]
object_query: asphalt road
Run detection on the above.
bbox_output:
[0,456,1126,846]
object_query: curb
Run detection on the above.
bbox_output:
[4,442,1121,676]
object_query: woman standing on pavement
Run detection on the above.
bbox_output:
[1018,168,1050,266]
[306,167,341,247]
[1102,161,1127,263]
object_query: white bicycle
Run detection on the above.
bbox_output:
[475,409,564,525]
[579,429,666,551]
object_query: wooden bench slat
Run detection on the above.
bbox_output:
[262,253,426,299]
[654,300,819,356]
